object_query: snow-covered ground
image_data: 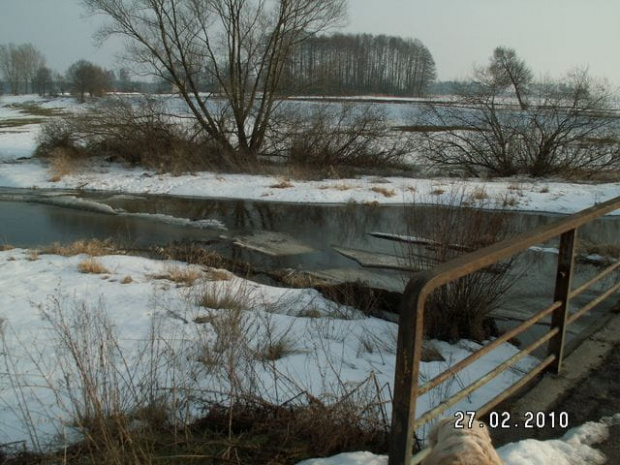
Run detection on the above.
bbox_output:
[0,94,618,463]
[0,94,618,214]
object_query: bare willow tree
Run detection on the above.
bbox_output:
[82,0,347,163]
[485,46,533,110]
[417,64,619,177]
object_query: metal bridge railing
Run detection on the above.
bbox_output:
[388,196,620,465]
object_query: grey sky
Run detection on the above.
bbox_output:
[1,0,619,86]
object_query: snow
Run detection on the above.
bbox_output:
[0,95,618,462]
[0,94,619,215]
[0,248,540,450]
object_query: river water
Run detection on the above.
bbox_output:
[1,187,618,344]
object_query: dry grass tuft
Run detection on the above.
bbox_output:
[27,250,39,261]
[121,275,133,284]
[78,257,109,274]
[321,183,352,191]
[471,186,488,200]
[47,147,80,182]
[371,186,396,198]
[274,269,326,288]
[46,239,114,257]
[430,188,445,196]
[150,265,203,287]
[499,193,519,207]
[255,337,296,361]
[205,268,233,281]
[270,178,294,189]
[197,281,252,311]
[0,244,14,251]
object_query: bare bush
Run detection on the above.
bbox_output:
[403,189,516,341]
[36,96,221,174]
[270,103,411,170]
[416,68,620,177]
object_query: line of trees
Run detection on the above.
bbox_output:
[0,42,127,100]
[281,33,436,96]
[0,43,46,94]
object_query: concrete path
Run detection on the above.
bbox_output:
[491,311,620,463]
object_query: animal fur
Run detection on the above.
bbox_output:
[422,417,504,465]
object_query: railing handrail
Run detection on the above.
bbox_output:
[388,195,620,465]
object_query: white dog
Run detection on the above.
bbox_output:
[422,417,505,465]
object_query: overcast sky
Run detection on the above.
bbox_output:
[1,0,619,86]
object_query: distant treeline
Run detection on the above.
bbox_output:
[280,33,437,97]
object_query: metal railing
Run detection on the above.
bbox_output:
[388,196,620,465]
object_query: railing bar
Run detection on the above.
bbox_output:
[567,280,620,325]
[413,328,559,430]
[418,301,561,396]
[476,354,557,418]
[570,260,620,299]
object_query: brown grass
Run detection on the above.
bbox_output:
[77,257,109,274]
[499,194,519,207]
[320,183,352,191]
[205,269,233,281]
[150,265,203,286]
[371,186,396,198]
[27,250,39,261]
[270,179,294,189]
[471,186,488,200]
[48,147,80,182]
[430,188,445,196]
[46,239,114,257]
[121,275,133,284]
[197,281,252,311]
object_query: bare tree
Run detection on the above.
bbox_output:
[67,60,112,102]
[484,46,533,110]
[416,67,619,177]
[19,43,46,93]
[33,66,53,96]
[0,44,23,94]
[82,0,347,163]
[0,43,46,94]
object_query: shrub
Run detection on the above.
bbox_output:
[416,70,620,178]
[36,96,221,174]
[403,189,515,341]
[77,257,109,274]
[270,103,411,170]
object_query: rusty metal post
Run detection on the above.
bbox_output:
[547,229,577,374]
[388,273,431,465]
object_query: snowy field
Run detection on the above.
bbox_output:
[0,94,618,463]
